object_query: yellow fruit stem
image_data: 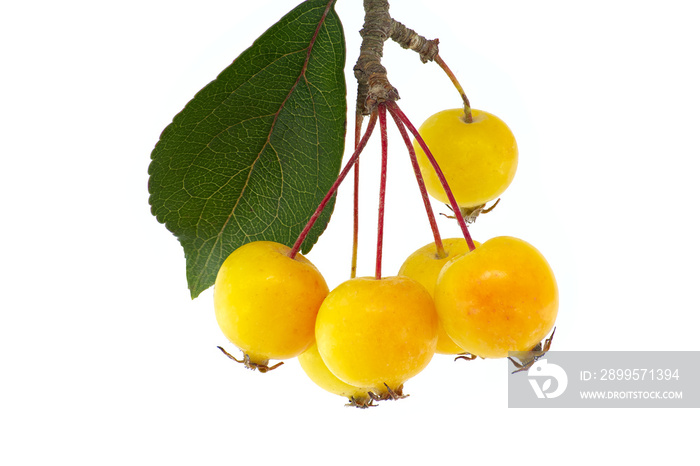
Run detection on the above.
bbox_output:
[434,54,473,124]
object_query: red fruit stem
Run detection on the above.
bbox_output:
[375,104,389,280]
[386,101,476,252]
[434,54,473,124]
[351,111,364,278]
[387,106,446,259]
[289,111,379,259]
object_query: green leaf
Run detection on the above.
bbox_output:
[148,0,346,298]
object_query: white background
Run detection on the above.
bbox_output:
[2,0,698,464]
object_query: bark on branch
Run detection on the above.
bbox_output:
[354,0,397,115]
[353,0,441,115]
[389,19,439,63]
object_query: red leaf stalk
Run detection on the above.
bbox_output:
[289,111,379,259]
[375,103,389,279]
[351,111,364,278]
[387,107,446,259]
[386,101,476,252]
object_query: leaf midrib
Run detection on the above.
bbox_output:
[194,1,336,292]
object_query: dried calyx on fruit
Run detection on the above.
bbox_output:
[213,241,328,372]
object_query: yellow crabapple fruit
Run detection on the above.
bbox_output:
[414,108,518,208]
[315,276,438,394]
[298,342,373,406]
[214,240,328,368]
[435,236,558,359]
[398,237,481,355]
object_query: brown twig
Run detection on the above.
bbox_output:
[389,19,440,63]
[354,0,399,114]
